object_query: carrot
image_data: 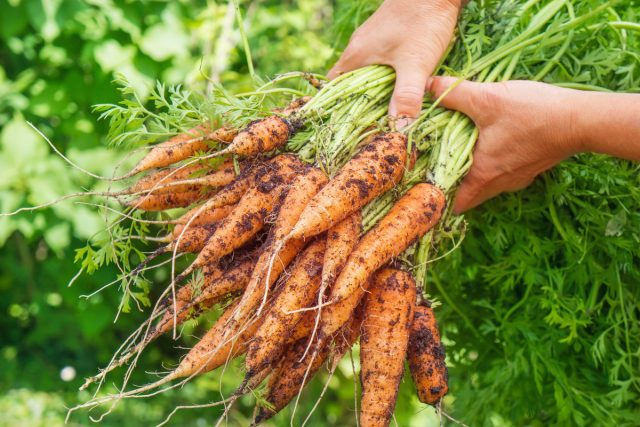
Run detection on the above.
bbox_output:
[226,237,305,329]
[224,167,328,332]
[172,156,284,234]
[287,132,410,241]
[183,154,303,275]
[408,303,449,405]
[167,223,218,253]
[127,222,224,277]
[168,300,262,378]
[271,168,328,242]
[128,217,232,280]
[246,238,325,375]
[171,204,235,237]
[130,159,238,196]
[309,212,362,343]
[253,337,331,425]
[329,298,365,368]
[128,161,210,193]
[151,254,256,339]
[359,268,416,427]
[286,309,319,344]
[316,275,372,345]
[213,116,293,158]
[254,312,363,425]
[321,212,362,291]
[204,100,305,162]
[132,126,237,175]
[127,189,211,211]
[188,256,254,308]
[329,183,446,306]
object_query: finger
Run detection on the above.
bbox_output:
[389,64,429,123]
[428,76,486,119]
[453,172,484,214]
[327,45,368,80]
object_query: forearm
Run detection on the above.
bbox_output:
[573,91,640,161]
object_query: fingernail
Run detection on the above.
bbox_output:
[395,117,414,130]
[425,77,434,92]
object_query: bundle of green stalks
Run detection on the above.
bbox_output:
[4,0,638,425]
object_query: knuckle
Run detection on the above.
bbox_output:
[392,87,424,110]
[347,32,366,52]
[467,82,508,124]
[482,82,509,107]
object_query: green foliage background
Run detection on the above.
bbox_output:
[0,0,638,426]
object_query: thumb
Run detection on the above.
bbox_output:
[428,76,486,120]
[453,178,481,214]
[389,65,429,125]
[327,43,367,80]
[452,165,485,214]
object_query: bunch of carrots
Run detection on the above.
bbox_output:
[3,0,626,424]
[61,99,450,426]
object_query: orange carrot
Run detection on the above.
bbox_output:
[359,268,416,427]
[287,132,409,241]
[219,116,292,158]
[246,238,325,375]
[167,223,218,253]
[132,126,237,174]
[128,161,211,194]
[132,160,238,195]
[185,154,303,273]
[127,189,211,211]
[408,303,448,405]
[169,299,263,378]
[151,256,256,339]
[173,157,283,231]
[92,255,254,389]
[223,167,328,333]
[330,183,445,306]
[171,204,235,237]
[226,237,305,326]
[316,275,372,344]
[300,212,362,354]
[286,310,319,344]
[254,312,363,425]
[321,212,362,291]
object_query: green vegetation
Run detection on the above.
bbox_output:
[1,0,639,426]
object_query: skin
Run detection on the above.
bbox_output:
[429,77,640,212]
[328,0,462,126]
[334,1,639,212]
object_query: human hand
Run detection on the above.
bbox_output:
[429,77,584,213]
[328,0,462,127]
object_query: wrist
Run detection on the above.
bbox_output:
[567,90,609,155]
[557,88,594,156]
[442,0,464,10]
